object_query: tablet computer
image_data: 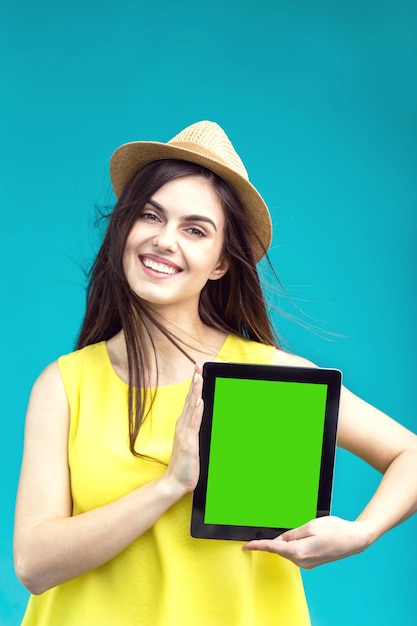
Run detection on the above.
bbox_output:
[191,361,341,541]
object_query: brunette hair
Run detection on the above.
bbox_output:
[77,159,279,458]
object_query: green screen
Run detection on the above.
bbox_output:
[204,378,328,528]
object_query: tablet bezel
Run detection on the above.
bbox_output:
[191,361,342,542]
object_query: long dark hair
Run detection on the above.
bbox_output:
[77,159,279,457]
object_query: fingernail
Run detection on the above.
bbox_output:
[193,372,199,384]
[196,397,201,407]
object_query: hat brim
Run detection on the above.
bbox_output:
[110,141,272,262]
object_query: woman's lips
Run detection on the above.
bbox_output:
[139,255,182,276]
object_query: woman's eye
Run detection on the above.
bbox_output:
[141,212,159,222]
[186,227,206,237]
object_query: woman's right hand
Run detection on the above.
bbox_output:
[164,364,204,496]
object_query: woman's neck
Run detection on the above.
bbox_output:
[106,317,228,387]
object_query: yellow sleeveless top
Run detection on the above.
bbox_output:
[21,335,311,626]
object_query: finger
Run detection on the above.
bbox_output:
[188,365,203,414]
[190,363,203,397]
[180,364,202,410]
[243,522,315,551]
[243,537,290,555]
[278,521,316,542]
[244,536,318,569]
[176,365,204,433]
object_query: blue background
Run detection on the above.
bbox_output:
[1,1,416,624]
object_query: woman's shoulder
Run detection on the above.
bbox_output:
[30,342,107,396]
[221,335,317,368]
[272,348,317,368]
[57,341,106,366]
[56,341,108,381]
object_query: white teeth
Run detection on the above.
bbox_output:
[142,257,180,275]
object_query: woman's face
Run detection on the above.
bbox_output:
[122,175,229,314]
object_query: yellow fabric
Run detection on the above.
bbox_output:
[21,335,311,626]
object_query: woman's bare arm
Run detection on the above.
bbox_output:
[14,361,203,594]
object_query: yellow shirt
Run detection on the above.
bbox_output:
[21,335,311,626]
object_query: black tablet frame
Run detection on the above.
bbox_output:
[191,361,342,541]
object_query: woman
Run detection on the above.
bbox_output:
[14,121,417,625]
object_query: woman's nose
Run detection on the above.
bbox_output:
[152,226,178,252]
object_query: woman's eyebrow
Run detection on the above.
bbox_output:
[183,215,217,231]
[147,199,217,231]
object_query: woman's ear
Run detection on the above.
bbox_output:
[209,256,230,281]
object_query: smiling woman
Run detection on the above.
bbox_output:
[13,121,417,626]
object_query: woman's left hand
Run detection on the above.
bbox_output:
[243,516,373,569]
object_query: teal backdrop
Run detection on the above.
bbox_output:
[2,1,416,624]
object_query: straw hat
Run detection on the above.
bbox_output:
[110,120,272,261]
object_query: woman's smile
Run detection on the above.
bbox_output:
[139,254,183,277]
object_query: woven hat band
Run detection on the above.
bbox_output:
[167,140,249,181]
